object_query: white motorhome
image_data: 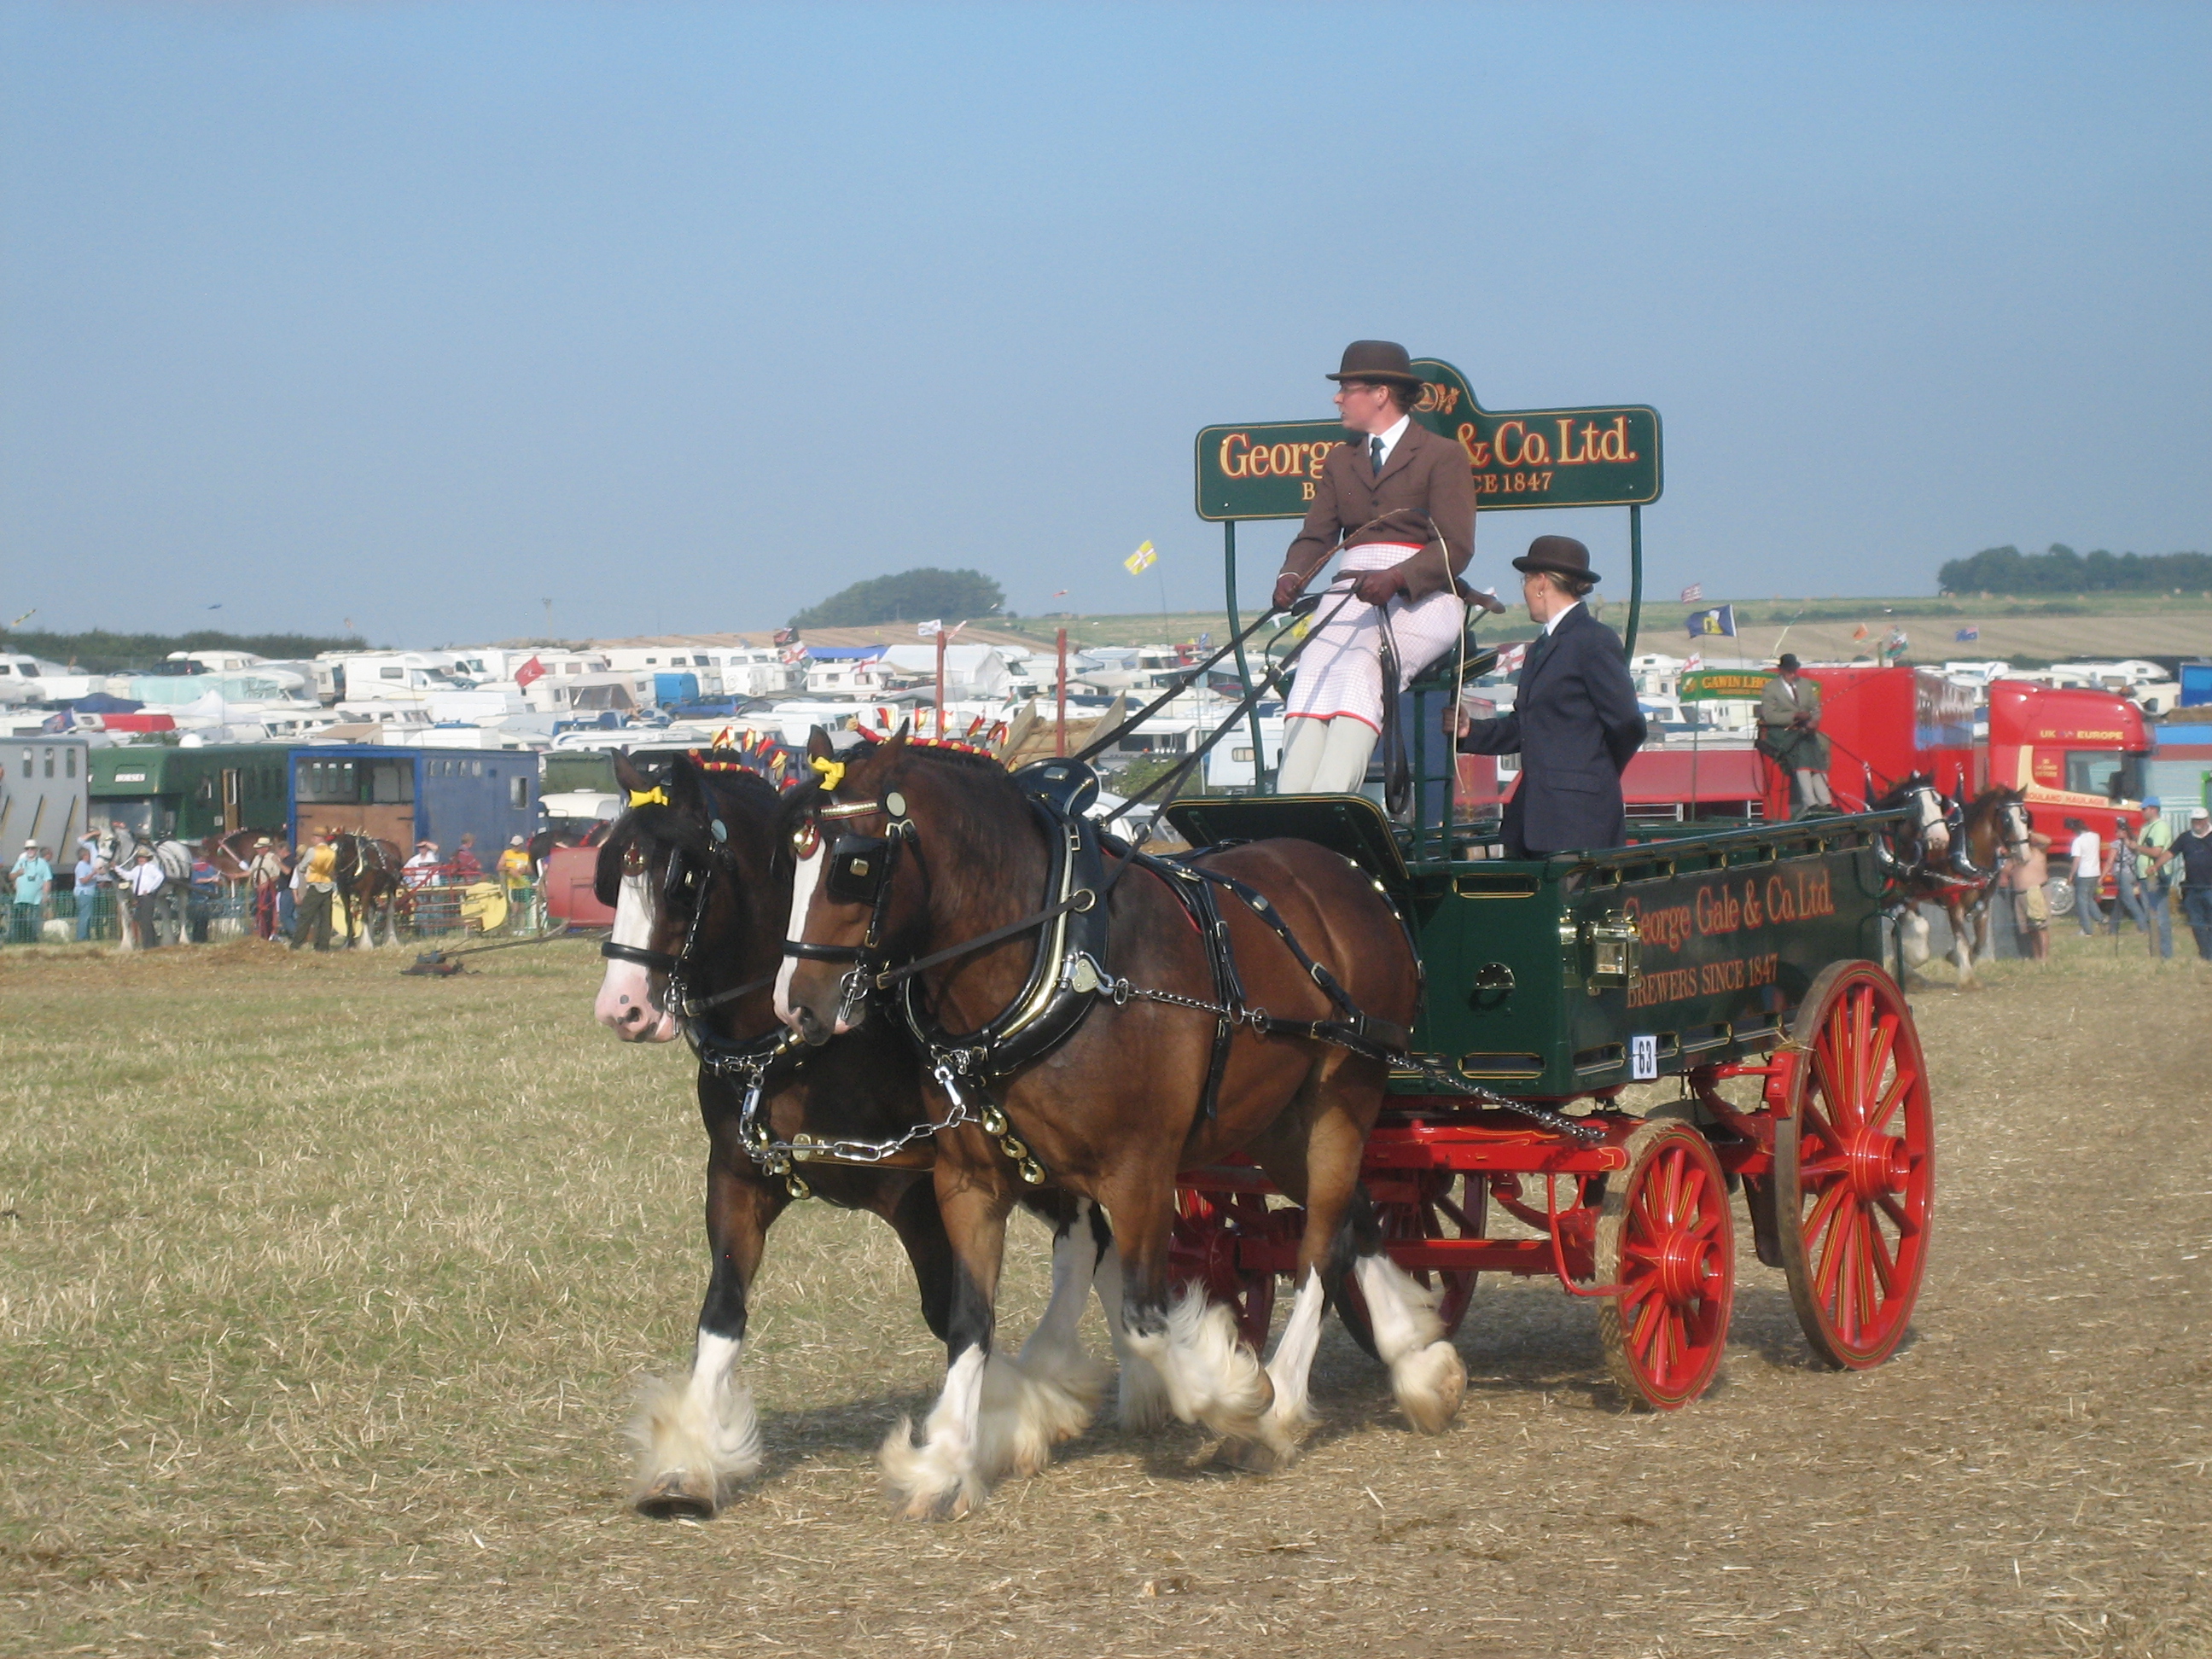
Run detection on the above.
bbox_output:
[328,652,473,702]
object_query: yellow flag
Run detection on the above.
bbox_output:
[1123,540,1157,576]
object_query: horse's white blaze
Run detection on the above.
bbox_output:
[595,871,678,1041]
[772,841,825,1026]
[1120,1286,1273,1441]
[1353,1253,1466,1435]
[878,1345,989,1517]
[628,1330,762,1506]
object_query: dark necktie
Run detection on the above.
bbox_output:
[1371,435,1386,477]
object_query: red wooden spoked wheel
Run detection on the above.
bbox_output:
[1374,1173,1486,1338]
[1775,960,1935,1369]
[1595,1121,1735,1410]
[1168,1188,1278,1351]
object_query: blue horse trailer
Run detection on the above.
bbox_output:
[288,746,539,861]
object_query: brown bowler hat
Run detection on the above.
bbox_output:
[1325,340,1422,387]
[1512,534,1601,584]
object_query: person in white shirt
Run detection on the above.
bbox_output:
[123,847,167,950]
[403,840,442,890]
[2065,818,2103,936]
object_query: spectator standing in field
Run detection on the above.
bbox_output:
[2003,823,2054,965]
[123,847,166,949]
[2136,800,2176,960]
[276,841,300,940]
[2066,818,2103,935]
[185,851,221,943]
[450,832,483,885]
[292,830,339,952]
[10,840,53,945]
[2175,806,2212,961]
[247,838,285,941]
[73,844,109,942]
[498,835,537,931]
[2106,818,2149,937]
[403,839,441,889]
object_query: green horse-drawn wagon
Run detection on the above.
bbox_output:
[1161,364,1932,1409]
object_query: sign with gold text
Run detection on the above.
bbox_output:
[1194,359,1662,522]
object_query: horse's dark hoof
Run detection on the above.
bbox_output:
[634,1468,718,1520]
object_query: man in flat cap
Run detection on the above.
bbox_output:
[1757,653,1834,817]
[1451,537,1646,858]
[1272,341,1481,795]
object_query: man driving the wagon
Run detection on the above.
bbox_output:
[1449,535,1647,859]
[1270,340,1485,795]
[1758,653,1836,817]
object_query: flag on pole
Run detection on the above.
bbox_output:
[917,620,942,637]
[1124,540,1157,576]
[515,656,546,689]
[1852,624,1870,641]
[1679,584,1703,604]
[1493,641,1528,674]
[1685,604,1737,638]
[1953,625,1980,642]
[1684,651,1703,672]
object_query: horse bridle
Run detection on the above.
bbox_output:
[780,790,922,1033]
[599,814,784,1026]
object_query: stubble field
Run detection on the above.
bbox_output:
[3,932,2209,1657]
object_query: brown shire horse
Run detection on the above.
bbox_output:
[1879,776,2032,988]
[777,732,1444,1517]
[332,833,409,946]
[591,753,1135,1516]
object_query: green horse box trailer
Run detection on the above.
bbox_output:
[88,744,294,842]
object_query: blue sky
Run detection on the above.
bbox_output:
[3,2,2207,644]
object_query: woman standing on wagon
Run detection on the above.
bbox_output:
[1271,340,1480,795]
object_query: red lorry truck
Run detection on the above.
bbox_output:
[1454,665,2151,845]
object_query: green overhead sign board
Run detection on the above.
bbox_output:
[1194,358,1662,522]
[1678,669,1775,702]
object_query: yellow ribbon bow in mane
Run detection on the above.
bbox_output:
[809,755,847,791]
[627,786,669,808]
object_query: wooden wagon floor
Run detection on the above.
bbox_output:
[2,936,2207,1658]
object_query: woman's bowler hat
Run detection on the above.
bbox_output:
[1511,534,1601,584]
[1325,340,1422,387]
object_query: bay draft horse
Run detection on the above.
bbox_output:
[591,752,1147,1517]
[331,833,409,946]
[777,731,1452,1519]
[1877,774,2032,989]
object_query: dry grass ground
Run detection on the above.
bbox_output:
[3,933,2209,1657]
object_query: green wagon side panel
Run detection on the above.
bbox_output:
[1164,800,1899,1098]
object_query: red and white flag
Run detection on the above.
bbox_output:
[1685,651,1703,672]
[1679,584,1703,604]
[1494,641,1528,674]
[515,655,546,689]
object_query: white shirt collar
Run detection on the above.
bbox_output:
[1544,600,1581,636]
[1370,413,1412,468]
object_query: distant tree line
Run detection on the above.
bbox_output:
[0,627,370,675]
[790,568,1007,629]
[1939,543,2212,595]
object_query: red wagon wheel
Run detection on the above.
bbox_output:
[1168,1188,1278,1351]
[1595,1120,1734,1410]
[1774,960,1935,1369]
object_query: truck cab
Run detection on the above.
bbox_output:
[1986,678,2151,834]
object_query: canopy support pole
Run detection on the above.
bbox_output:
[1624,503,1644,662]
[1225,521,1267,792]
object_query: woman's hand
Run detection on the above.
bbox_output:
[1444,702,1473,739]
